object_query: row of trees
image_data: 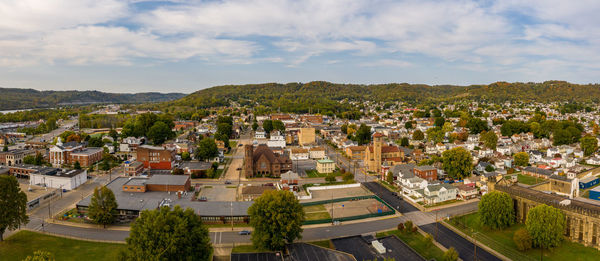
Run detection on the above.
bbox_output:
[120,113,175,145]
[479,191,566,251]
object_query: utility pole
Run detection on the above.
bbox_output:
[231,201,234,231]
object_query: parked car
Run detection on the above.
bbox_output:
[198,196,207,201]
[236,167,242,170]
[225,180,232,184]
[238,230,251,235]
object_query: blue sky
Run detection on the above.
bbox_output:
[0,0,598,93]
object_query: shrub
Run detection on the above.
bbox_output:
[397,223,404,231]
[513,228,533,251]
[443,247,459,261]
[404,220,414,232]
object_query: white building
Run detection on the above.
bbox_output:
[267,131,286,148]
[30,169,87,191]
[423,184,458,205]
[309,147,326,160]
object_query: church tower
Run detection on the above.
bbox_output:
[243,144,254,178]
[368,132,384,173]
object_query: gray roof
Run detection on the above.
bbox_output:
[71,147,103,155]
[414,165,436,171]
[389,163,415,178]
[146,175,189,186]
[77,177,253,216]
[179,161,212,170]
[427,184,457,192]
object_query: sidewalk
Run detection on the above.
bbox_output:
[440,220,510,261]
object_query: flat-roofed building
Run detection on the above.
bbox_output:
[317,159,336,174]
[137,145,176,170]
[30,169,87,190]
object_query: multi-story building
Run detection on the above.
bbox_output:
[364,133,403,173]
[124,161,144,176]
[136,145,176,170]
[316,159,336,174]
[49,139,102,168]
[413,165,438,181]
[298,127,316,146]
[0,149,33,166]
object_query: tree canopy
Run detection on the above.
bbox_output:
[478,191,515,229]
[525,204,565,249]
[121,206,212,261]
[442,147,473,179]
[195,138,218,161]
[580,135,598,156]
[513,152,529,167]
[248,190,305,250]
[0,175,29,241]
[88,186,118,228]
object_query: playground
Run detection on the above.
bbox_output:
[302,195,394,223]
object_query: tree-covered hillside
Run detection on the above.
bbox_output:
[165,81,600,114]
[0,88,186,110]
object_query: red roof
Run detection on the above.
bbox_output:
[372,132,384,138]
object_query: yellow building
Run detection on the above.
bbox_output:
[299,127,316,146]
[316,159,336,174]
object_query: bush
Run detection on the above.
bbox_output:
[342,172,354,182]
[397,223,404,231]
[325,174,336,183]
[404,220,414,232]
[443,247,459,261]
[513,228,533,251]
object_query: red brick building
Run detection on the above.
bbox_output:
[244,144,292,178]
[413,165,438,181]
[136,145,176,170]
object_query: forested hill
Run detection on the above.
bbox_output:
[166,81,600,114]
[0,88,186,110]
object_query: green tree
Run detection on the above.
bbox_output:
[23,250,55,261]
[480,131,498,150]
[442,147,473,179]
[272,120,285,131]
[325,173,336,183]
[526,204,565,249]
[23,155,35,165]
[0,175,29,241]
[356,124,371,145]
[109,128,119,141]
[195,138,218,161]
[120,206,212,261]
[88,186,118,228]
[513,228,533,251]
[513,152,529,167]
[466,118,489,134]
[342,172,354,182]
[404,121,413,129]
[426,127,444,143]
[248,190,305,250]
[478,191,515,229]
[412,130,424,141]
[2,145,7,152]
[443,247,459,261]
[434,117,445,128]
[147,121,174,145]
[485,164,495,172]
[400,137,409,146]
[263,120,274,134]
[386,171,394,184]
[580,135,598,156]
[252,121,259,131]
[181,152,191,161]
[74,161,81,170]
[100,160,111,171]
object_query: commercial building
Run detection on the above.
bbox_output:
[0,149,34,166]
[136,145,176,170]
[124,161,144,176]
[30,169,87,190]
[298,127,316,146]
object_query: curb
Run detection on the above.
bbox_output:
[440,220,511,261]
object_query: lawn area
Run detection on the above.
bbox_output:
[0,230,125,261]
[379,180,399,192]
[303,204,327,212]
[229,141,237,148]
[232,244,269,253]
[305,169,342,178]
[420,199,460,208]
[308,240,333,249]
[449,212,600,261]
[305,211,331,221]
[517,174,543,185]
[376,229,446,261]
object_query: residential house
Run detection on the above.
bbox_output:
[423,184,458,205]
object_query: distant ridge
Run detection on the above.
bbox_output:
[0,88,186,110]
[165,81,600,113]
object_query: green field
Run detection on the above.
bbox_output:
[305,169,342,178]
[449,212,600,261]
[376,229,445,261]
[0,230,125,261]
[303,204,327,212]
[517,174,543,185]
[305,211,332,221]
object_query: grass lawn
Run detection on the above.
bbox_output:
[517,174,543,185]
[379,180,399,192]
[305,169,343,178]
[231,244,269,253]
[307,240,333,249]
[305,211,331,221]
[0,230,125,261]
[449,212,600,261]
[421,199,460,208]
[229,141,237,148]
[304,204,327,212]
[376,229,446,261]
[205,223,251,228]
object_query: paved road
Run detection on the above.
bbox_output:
[421,223,502,261]
[362,182,419,213]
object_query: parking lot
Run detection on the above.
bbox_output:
[304,186,372,202]
[362,182,419,213]
[198,185,237,201]
[323,198,389,218]
[293,159,316,176]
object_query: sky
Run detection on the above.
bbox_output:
[0,0,599,94]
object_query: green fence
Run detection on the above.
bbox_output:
[301,195,395,225]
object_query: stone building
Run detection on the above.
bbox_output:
[364,133,403,173]
[494,180,600,249]
[244,144,292,178]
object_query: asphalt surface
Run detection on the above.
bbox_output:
[420,223,502,261]
[362,182,419,213]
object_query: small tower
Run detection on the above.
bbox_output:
[369,132,384,172]
[243,144,254,178]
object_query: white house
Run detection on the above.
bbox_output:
[290,148,309,160]
[497,146,511,155]
[254,130,266,139]
[267,131,286,148]
[309,147,326,160]
[423,184,458,205]
[30,169,87,191]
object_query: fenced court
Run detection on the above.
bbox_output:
[301,195,395,224]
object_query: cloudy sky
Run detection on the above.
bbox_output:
[1,0,599,93]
